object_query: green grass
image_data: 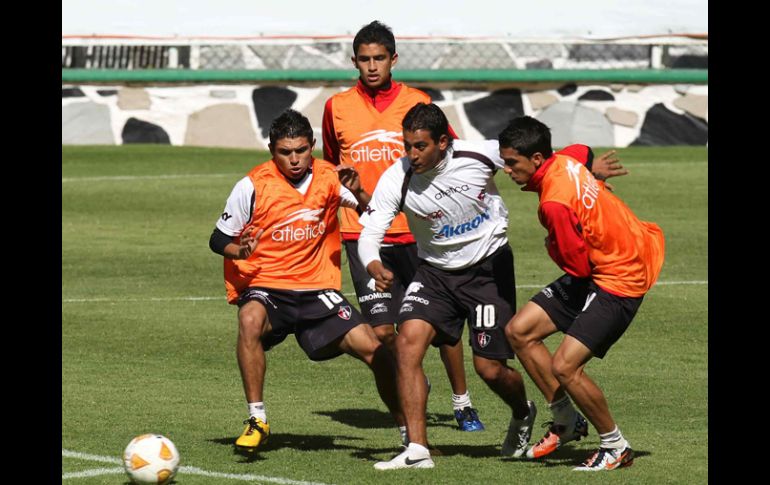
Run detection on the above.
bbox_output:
[62,145,707,484]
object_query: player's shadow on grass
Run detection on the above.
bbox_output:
[209,433,364,461]
[315,408,457,429]
[314,408,392,428]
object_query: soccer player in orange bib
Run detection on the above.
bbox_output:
[322,20,485,432]
[498,116,665,471]
[208,109,403,453]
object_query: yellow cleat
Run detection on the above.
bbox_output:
[235,416,270,452]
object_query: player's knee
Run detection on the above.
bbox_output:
[393,335,422,367]
[238,309,266,341]
[551,356,578,385]
[504,316,526,348]
[506,313,544,350]
[345,326,383,363]
[393,331,409,350]
[474,358,503,384]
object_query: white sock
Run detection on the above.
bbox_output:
[248,402,267,422]
[548,395,576,425]
[406,442,430,456]
[399,426,408,446]
[599,425,627,450]
[452,391,472,410]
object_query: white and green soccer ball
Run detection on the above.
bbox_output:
[123,434,180,485]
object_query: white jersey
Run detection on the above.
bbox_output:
[216,170,358,237]
[358,139,509,270]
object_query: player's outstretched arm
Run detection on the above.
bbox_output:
[336,164,372,208]
[357,166,401,292]
[592,150,628,180]
[591,149,628,192]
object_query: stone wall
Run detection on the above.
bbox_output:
[62,83,707,148]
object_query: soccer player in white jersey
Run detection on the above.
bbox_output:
[349,103,627,470]
[355,103,536,469]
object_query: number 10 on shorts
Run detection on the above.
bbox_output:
[317,291,343,309]
[474,304,496,328]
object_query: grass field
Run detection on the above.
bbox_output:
[62,145,707,484]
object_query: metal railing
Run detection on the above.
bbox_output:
[61,35,707,84]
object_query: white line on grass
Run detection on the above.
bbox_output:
[62,450,121,464]
[61,280,707,303]
[62,467,125,479]
[62,449,334,485]
[62,296,222,303]
[62,173,241,183]
[173,466,333,484]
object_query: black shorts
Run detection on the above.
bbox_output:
[530,274,644,358]
[345,240,420,326]
[396,244,517,360]
[237,287,364,361]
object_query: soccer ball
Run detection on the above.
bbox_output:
[123,434,180,485]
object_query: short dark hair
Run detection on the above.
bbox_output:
[498,116,553,159]
[402,103,453,147]
[353,20,396,57]
[268,109,314,146]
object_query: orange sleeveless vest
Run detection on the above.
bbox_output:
[223,159,343,303]
[540,155,665,297]
[327,84,430,235]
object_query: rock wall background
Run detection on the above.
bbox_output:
[62,83,707,149]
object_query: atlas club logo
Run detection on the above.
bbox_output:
[477,332,491,348]
[337,306,352,320]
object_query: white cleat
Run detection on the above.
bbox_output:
[573,444,634,471]
[374,445,434,470]
[501,400,537,458]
